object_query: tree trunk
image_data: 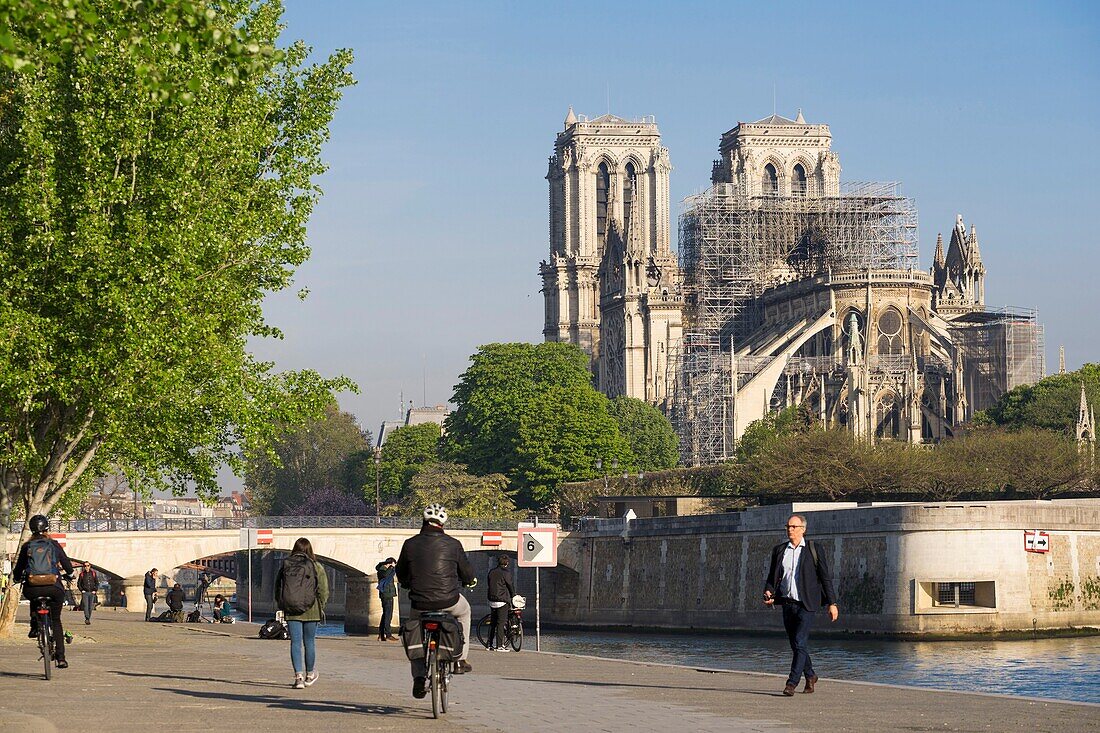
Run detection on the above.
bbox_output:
[0,522,31,639]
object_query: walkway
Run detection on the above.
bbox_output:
[0,611,1093,732]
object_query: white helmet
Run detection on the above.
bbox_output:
[423,503,448,526]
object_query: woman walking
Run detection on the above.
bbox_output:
[275,537,329,689]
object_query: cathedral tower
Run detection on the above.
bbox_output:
[541,110,680,401]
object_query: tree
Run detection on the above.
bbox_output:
[736,405,813,462]
[976,364,1100,432]
[287,486,368,517]
[442,343,632,509]
[0,1,354,636]
[375,423,441,507]
[388,462,522,521]
[607,396,680,470]
[245,401,371,515]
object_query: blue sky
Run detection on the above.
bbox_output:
[256,0,1100,438]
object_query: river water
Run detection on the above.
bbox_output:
[307,619,1099,704]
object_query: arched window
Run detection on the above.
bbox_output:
[877,308,904,356]
[623,162,637,235]
[875,392,901,440]
[596,162,610,245]
[763,163,778,195]
[792,164,807,196]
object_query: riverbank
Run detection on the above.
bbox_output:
[0,612,1095,732]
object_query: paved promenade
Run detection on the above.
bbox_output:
[0,611,1094,733]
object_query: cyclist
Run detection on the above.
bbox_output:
[396,503,476,699]
[13,515,74,668]
[486,554,516,651]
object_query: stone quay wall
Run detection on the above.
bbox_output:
[546,499,1100,635]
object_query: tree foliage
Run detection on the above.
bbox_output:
[245,401,371,515]
[287,486,368,517]
[606,396,679,470]
[975,363,1100,432]
[442,343,633,509]
[375,423,441,506]
[387,462,521,521]
[735,405,813,462]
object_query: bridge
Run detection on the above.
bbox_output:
[5,516,542,632]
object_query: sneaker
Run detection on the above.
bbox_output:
[27,629,37,639]
[304,671,318,687]
[412,676,427,698]
[85,620,91,625]
[55,660,68,669]
[292,675,305,689]
[495,646,513,652]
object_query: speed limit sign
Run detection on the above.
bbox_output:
[516,526,558,567]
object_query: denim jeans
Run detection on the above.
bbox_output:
[81,590,95,621]
[287,620,318,674]
[781,601,817,686]
[379,595,394,638]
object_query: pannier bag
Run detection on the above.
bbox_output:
[26,538,59,586]
[400,613,464,662]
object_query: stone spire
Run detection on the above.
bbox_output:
[1059,346,1066,374]
[934,233,945,268]
[967,224,984,271]
[795,108,806,124]
[564,106,577,128]
[1077,383,1095,458]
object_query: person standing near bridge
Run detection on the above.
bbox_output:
[375,557,398,641]
[77,562,98,625]
[143,568,158,621]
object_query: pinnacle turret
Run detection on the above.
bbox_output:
[564,106,577,128]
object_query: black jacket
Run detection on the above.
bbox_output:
[13,537,73,590]
[487,566,515,604]
[396,523,475,611]
[166,587,184,611]
[78,569,98,592]
[764,540,837,613]
[144,572,157,594]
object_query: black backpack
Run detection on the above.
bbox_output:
[276,554,317,616]
[259,618,289,639]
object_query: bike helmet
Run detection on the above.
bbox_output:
[28,514,49,534]
[423,503,448,526]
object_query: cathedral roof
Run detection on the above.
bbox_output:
[749,113,802,125]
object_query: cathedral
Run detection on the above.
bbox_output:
[540,109,1045,465]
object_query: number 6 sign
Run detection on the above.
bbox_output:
[516,526,558,567]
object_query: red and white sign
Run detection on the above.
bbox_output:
[49,533,66,549]
[516,526,558,568]
[1024,530,1050,553]
[481,531,503,547]
[256,529,274,546]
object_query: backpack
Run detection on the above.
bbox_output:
[259,618,289,640]
[26,538,59,586]
[276,554,318,616]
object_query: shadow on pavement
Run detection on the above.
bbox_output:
[0,671,49,680]
[154,687,409,716]
[111,671,286,689]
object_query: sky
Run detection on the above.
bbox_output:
[253,0,1100,441]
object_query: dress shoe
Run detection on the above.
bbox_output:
[782,684,797,696]
[412,676,427,698]
[386,635,399,641]
[453,660,473,674]
[803,674,818,693]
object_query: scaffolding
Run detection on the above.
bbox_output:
[949,307,1046,417]
[671,182,919,465]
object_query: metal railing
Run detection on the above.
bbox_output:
[11,516,527,534]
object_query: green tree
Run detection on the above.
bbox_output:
[443,343,632,509]
[606,396,679,470]
[0,1,353,636]
[376,423,441,507]
[975,364,1100,432]
[736,405,812,462]
[245,401,371,515]
[387,462,522,521]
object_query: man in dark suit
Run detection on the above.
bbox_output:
[763,514,839,696]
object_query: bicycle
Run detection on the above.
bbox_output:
[475,606,523,652]
[419,612,456,719]
[30,596,57,680]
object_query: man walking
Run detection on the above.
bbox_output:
[375,557,398,641]
[143,568,158,621]
[763,514,839,696]
[77,562,98,625]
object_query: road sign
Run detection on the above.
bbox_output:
[481,531,503,546]
[517,527,557,567]
[256,528,273,546]
[1024,530,1050,553]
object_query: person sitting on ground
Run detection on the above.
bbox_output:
[212,594,226,622]
[487,554,516,651]
[396,503,477,700]
[166,583,185,623]
[13,515,74,668]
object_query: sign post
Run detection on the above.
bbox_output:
[517,520,558,652]
[239,529,256,623]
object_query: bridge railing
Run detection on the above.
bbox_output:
[11,516,526,534]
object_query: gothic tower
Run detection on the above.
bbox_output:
[541,109,681,402]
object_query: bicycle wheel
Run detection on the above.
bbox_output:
[39,626,51,680]
[429,646,441,719]
[439,659,448,714]
[475,614,492,648]
[509,620,522,652]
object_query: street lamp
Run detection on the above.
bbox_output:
[595,458,619,492]
[373,447,382,517]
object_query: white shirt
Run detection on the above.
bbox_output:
[779,541,805,602]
